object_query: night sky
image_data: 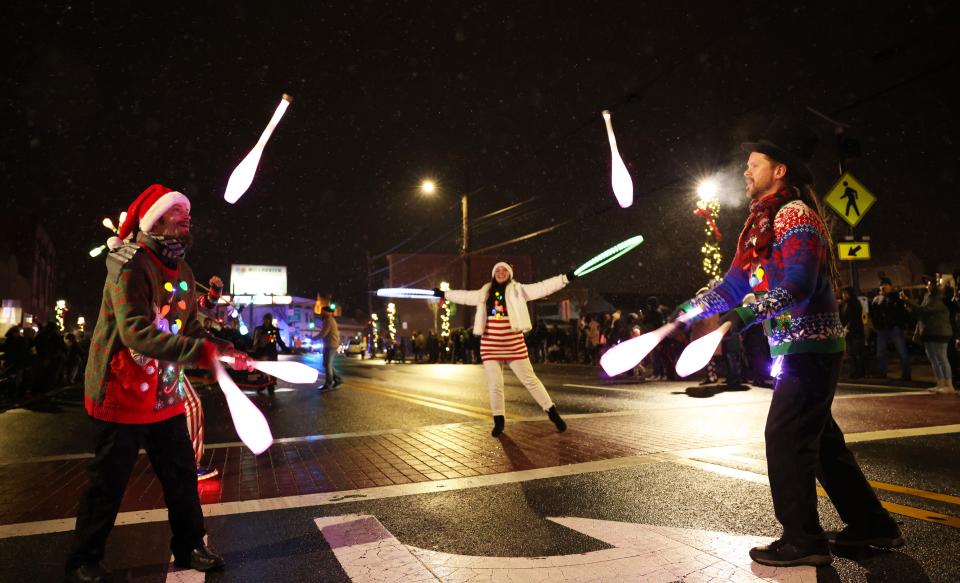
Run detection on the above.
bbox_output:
[5,2,959,321]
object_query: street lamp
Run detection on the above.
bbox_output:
[419,178,470,296]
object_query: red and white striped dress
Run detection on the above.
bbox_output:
[481,317,529,361]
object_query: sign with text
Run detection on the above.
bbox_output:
[230,264,288,295]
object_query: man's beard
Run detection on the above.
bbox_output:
[176,231,194,250]
[745,178,768,200]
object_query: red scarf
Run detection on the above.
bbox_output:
[733,187,798,270]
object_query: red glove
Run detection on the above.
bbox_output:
[196,340,220,369]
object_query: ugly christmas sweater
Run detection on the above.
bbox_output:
[84,234,211,424]
[691,200,845,356]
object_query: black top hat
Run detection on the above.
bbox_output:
[321,305,335,313]
[741,115,819,184]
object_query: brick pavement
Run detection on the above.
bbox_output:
[1,393,957,527]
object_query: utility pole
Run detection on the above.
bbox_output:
[460,193,470,327]
[836,126,861,294]
[366,250,374,316]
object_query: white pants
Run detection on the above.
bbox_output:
[183,377,204,465]
[482,358,554,416]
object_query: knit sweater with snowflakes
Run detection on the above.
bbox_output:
[691,200,845,356]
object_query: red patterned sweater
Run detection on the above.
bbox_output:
[690,200,845,356]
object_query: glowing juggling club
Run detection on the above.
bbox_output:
[215,362,273,454]
[574,235,644,278]
[675,321,732,378]
[601,109,633,208]
[224,93,293,204]
[376,287,439,300]
[600,307,701,376]
[219,355,319,384]
[89,245,106,258]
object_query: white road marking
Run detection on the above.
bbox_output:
[562,383,646,393]
[3,388,942,465]
[163,535,209,583]
[316,514,815,582]
[3,423,957,539]
[0,455,666,539]
[314,515,437,582]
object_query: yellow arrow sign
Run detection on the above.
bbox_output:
[824,172,876,227]
[838,241,871,260]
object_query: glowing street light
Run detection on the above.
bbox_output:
[697,179,718,202]
[420,179,437,195]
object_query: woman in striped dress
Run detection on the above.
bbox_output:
[439,262,574,436]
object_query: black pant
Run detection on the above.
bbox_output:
[766,352,893,545]
[66,414,205,570]
[721,333,743,386]
[845,330,866,377]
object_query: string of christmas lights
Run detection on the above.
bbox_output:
[387,302,397,343]
[694,182,723,280]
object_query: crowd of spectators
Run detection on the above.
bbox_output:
[1,323,90,402]
[359,295,775,388]
[356,275,960,394]
[5,272,958,401]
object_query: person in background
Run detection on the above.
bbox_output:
[902,277,954,393]
[252,312,287,394]
[437,262,571,437]
[318,305,342,390]
[2,326,28,401]
[870,277,912,381]
[740,293,774,387]
[690,287,721,385]
[839,286,866,379]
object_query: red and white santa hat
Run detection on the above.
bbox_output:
[491,261,514,279]
[107,184,191,250]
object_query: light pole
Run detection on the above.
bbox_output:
[420,179,470,282]
[421,179,470,326]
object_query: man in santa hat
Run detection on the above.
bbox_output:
[65,184,252,583]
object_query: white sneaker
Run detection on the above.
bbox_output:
[934,385,956,394]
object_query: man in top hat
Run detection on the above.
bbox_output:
[65,184,252,583]
[671,117,902,567]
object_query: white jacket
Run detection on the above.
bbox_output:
[445,274,569,336]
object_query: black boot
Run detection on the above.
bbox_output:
[173,544,225,572]
[491,415,505,437]
[64,563,113,583]
[547,405,567,432]
[749,539,831,567]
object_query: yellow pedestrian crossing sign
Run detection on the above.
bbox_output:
[838,241,871,261]
[824,172,876,227]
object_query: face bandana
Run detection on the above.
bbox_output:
[143,232,186,262]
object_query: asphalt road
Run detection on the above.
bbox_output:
[1,354,958,582]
